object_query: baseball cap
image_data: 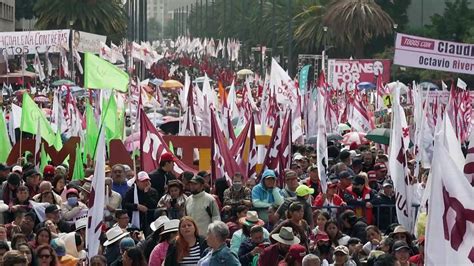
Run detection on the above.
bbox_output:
[374,163,387,171]
[393,240,410,252]
[45,204,60,214]
[383,179,393,187]
[262,169,276,179]
[66,188,79,197]
[23,169,40,179]
[0,163,11,171]
[293,153,304,161]
[137,171,151,182]
[160,152,175,163]
[368,171,377,180]
[288,244,306,262]
[12,165,23,173]
[296,185,314,197]
[352,175,366,185]
[119,237,136,251]
[189,175,205,184]
[43,165,55,176]
[334,245,349,255]
[50,239,66,256]
[338,171,352,180]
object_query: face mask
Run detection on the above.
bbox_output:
[233,182,242,191]
[67,197,78,206]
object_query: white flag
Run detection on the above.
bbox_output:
[33,52,46,82]
[316,88,328,193]
[426,115,474,265]
[131,184,140,228]
[86,128,106,259]
[388,83,415,233]
[45,48,53,76]
[73,49,83,74]
[59,47,70,77]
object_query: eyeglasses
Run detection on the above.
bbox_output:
[39,254,51,259]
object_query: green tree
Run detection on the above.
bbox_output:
[323,0,394,58]
[34,0,127,44]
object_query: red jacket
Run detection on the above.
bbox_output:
[313,193,345,207]
[344,186,374,224]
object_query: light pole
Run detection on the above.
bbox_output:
[321,26,334,76]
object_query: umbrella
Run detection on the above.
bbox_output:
[52,79,75,86]
[338,123,351,132]
[306,133,343,144]
[419,82,439,91]
[237,69,254,76]
[149,78,164,87]
[161,80,183,89]
[365,128,391,145]
[357,82,376,90]
[34,95,49,103]
[193,76,213,84]
[341,132,369,146]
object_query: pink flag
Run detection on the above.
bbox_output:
[140,109,196,174]
[317,88,328,193]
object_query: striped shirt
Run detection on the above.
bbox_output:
[179,241,201,265]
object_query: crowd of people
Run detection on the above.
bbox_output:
[0,140,427,266]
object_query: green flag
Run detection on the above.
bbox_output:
[84,52,129,92]
[0,108,11,163]
[169,141,175,155]
[84,102,99,162]
[20,93,56,144]
[53,126,63,151]
[72,143,84,180]
[102,91,124,142]
[39,143,49,173]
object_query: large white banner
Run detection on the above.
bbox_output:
[394,33,474,75]
[73,30,106,54]
[0,30,70,55]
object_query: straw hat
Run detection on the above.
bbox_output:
[271,227,300,245]
[103,226,130,247]
[239,211,265,227]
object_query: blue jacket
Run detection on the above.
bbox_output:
[251,180,284,208]
[207,245,241,266]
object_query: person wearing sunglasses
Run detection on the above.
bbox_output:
[36,244,58,266]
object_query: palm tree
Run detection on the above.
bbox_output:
[294,1,328,53]
[323,0,394,58]
[34,0,127,44]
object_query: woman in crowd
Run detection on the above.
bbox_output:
[362,225,383,255]
[157,180,188,219]
[29,228,52,250]
[230,211,269,255]
[197,221,240,265]
[52,174,68,202]
[272,202,310,249]
[165,216,208,266]
[149,219,179,266]
[17,243,35,266]
[313,181,346,219]
[311,211,330,242]
[123,247,147,266]
[44,220,61,239]
[39,191,59,205]
[11,233,28,250]
[36,244,58,266]
[325,220,350,247]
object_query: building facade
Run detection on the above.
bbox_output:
[0,0,15,32]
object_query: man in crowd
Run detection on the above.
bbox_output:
[344,175,376,225]
[373,179,397,231]
[276,184,315,228]
[222,172,252,211]
[185,175,221,236]
[258,227,299,265]
[251,170,284,222]
[149,152,176,200]
[0,164,11,183]
[123,171,158,233]
[303,165,321,197]
[111,164,130,199]
[280,170,300,198]
[23,169,41,198]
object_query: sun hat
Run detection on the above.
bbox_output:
[137,171,151,182]
[75,217,87,231]
[294,154,305,161]
[334,245,349,255]
[239,211,265,227]
[103,226,130,247]
[150,215,170,232]
[160,219,180,235]
[295,185,314,197]
[389,225,411,239]
[262,169,276,179]
[50,238,66,256]
[271,227,300,245]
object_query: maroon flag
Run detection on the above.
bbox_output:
[262,111,291,182]
[210,109,243,182]
[140,109,196,173]
[247,115,258,179]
